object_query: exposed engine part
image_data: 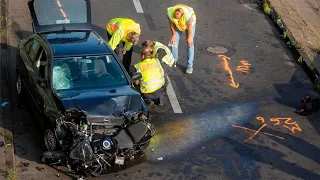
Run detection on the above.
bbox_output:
[42,109,155,177]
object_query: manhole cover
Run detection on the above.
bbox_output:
[198,44,236,56]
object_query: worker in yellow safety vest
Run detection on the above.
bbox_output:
[141,40,175,75]
[167,4,196,74]
[134,48,166,106]
[106,18,141,72]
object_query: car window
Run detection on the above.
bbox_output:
[25,39,33,52]
[35,47,48,79]
[52,55,128,90]
[34,0,87,26]
[27,38,41,62]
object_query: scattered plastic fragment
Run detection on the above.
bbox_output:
[157,157,163,161]
[151,148,155,152]
[1,101,9,107]
[56,174,60,177]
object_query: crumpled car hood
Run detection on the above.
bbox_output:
[55,85,142,116]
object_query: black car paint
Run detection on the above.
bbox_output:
[56,85,142,117]
[17,30,148,128]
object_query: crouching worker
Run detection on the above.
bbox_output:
[141,40,175,76]
[133,48,166,106]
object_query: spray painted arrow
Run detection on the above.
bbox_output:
[218,55,240,88]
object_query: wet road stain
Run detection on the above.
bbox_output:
[146,102,259,160]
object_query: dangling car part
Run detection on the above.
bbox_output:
[41,108,155,176]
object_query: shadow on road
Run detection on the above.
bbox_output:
[222,126,320,179]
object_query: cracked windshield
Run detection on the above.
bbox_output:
[52,55,127,90]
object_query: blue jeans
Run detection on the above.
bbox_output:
[171,24,196,68]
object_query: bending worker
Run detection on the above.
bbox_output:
[134,48,166,106]
[167,4,196,74]
[106,18,141,71]
[141,40,175,75]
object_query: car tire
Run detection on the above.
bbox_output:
[44,129,58,151]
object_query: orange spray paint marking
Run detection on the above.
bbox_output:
[232,125,285,140]
[218,55,239,88]
[270,118,302,133]
[256,116,265,123]
[237,60,251,73]
[244,124,267,142]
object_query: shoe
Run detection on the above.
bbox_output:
[186,67,193,74]
[158,100,164,106]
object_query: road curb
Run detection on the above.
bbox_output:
[259,0,320,92]
[0,0,16,179]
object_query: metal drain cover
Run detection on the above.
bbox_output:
[198,44,236,56]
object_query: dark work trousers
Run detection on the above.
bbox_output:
[142,86,166,103]
[107,32,133,72]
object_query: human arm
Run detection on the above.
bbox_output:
[124,42,133,52]
[168,16,176,44]
[186,16,194,47]
[108,29,123,50]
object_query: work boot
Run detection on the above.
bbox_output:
[186,67,193,74]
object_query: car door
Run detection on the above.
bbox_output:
[18,36,43,109]
[32,38,61,126]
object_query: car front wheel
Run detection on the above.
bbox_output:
[44,129,58,151]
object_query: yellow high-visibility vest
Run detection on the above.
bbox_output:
[106,18,141,50]
[152,41,175,67]
[134,58,165,94]
[167,4,196,32]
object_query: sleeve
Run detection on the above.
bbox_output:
[108,29,123,50]
[158,42,174,67]
[124,42,133,51]
[186,15,194,25]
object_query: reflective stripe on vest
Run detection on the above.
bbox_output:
[152,41,175,67]
[134,58,165,94]
[107,18,141,38]
[167,4,196,31]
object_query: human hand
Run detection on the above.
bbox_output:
[187,37,193,47]
[170,35,176,44]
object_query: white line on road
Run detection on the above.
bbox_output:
[166,76,183,113]
[132,0,182,113]
[133,0,144,13]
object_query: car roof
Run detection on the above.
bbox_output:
[41,30,113,57]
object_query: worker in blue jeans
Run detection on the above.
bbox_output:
[167,4,196,74]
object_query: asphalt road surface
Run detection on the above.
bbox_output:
[7,0,320,179]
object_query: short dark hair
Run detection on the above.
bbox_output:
[140,47,152,58]
[142,40,154,49]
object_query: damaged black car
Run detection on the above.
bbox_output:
[16,0,155,176]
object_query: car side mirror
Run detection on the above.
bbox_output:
[131,72,142,81]
[37,78,47,88]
